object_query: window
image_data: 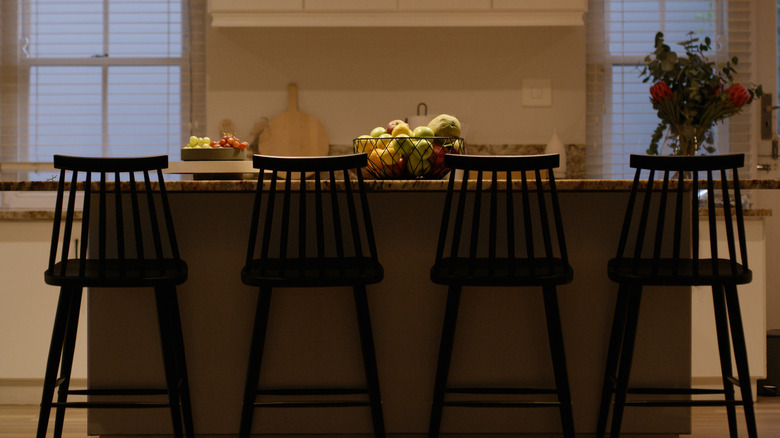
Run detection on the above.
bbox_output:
[586,0,757,178]
[0,0,205,181]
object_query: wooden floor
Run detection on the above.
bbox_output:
[2,398,779,437]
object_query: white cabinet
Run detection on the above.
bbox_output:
[214,0,303,11]
[208,0,586,27]
[691,217,766,401]
[493,0,588,11]
[304,0,397,11]
[397,0,492,10]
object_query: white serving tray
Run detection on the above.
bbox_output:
[165,160,257,175]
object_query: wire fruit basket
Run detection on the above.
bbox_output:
[353,136,465,179]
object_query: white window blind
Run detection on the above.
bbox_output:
[0,0,206,180]
[586,0,757,178]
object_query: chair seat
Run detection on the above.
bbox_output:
[45,258,188,288]
[430,257,573,287]
[608,258,752,286]
[241,257,384,287]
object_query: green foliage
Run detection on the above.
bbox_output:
[640,32,763,155]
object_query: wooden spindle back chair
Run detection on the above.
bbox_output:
[239,153,385,438]
[39,155,193,438]
[597,153,756,438]
[428,153,575,438]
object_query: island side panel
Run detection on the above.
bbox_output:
[87,190,691,436]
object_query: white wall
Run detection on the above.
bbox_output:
[754,0,780,331]
[0,219,87,402]
[204,26,587,146]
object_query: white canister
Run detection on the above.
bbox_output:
[546,129,567,178]
[407,115,431,130]
[407,102,430,130]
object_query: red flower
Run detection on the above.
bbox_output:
[725,83,751,108]
[650,81,673,102]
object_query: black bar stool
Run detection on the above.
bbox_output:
[239,154,385,437]
[38,155,193,437]
[596,154,757,437]
[428,154,575,437]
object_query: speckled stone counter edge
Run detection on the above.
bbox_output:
[0,178,773,220]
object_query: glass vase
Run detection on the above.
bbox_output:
[659,125,718,156]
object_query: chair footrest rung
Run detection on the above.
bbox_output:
[67,388,169,396]
[628,387,726,395]
[446,387,558,395]
[256,387,368,396]
[444,400,561,408]
[253,401,370,408]
[50,401,171,409]
[624,400,746,408]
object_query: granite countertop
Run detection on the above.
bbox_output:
[4,178,780,193]
[0,178,774,220]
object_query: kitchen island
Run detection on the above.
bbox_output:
[2,177,771,437]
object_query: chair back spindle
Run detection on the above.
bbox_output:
[45,155,185,288]
[612,154,750,285]
[244,154,381,286]
[433,154,571,285]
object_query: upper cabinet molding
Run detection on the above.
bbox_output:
[208,0,587,27]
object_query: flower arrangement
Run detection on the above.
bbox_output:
[641,32,763,155]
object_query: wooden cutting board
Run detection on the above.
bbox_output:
[258,83,329,157]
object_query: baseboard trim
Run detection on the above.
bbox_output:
[0,378,87,404]
[690,376,760,401]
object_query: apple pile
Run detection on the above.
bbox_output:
[354,114,464,179]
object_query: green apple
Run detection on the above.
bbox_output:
[370,126,387,137]
[412,138,434,161]
[406,154,432,177]
[377,133,393,148]
[413,125,435,137]
[389,134,415,156]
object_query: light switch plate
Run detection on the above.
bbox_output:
[522,79,552,107]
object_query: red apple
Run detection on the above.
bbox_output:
[386,155,407,178]
[426,144,449,179]
[385,119,405,135]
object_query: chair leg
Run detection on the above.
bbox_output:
[596,283,630,438]
[724,285,759,438]
[239,286,273,438]
[52,287,83,438]
[37,287,81,438]
[711,285,739,438]
[428,285,462,438]
[155,287,185,438]
[541,286,575,437]
[165,289,195,437]
[609,284,643,438]
[353,284,386,438]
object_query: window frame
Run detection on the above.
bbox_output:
[0,0,205,208]
[0,0,203,169]
[586,0,756,179]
